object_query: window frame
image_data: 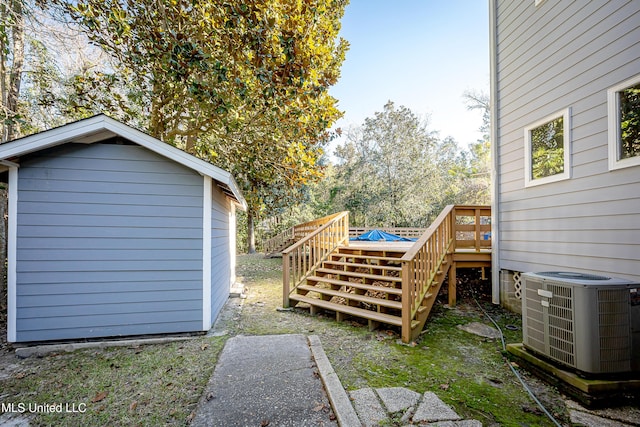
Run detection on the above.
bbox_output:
[524,108,572,188]
[608,74,640,171]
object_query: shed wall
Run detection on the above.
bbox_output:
[210,187,231,326]
[495,0,640,281]
[15,143,205,341]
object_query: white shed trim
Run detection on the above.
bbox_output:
[0,115,247,210]
[202,176,213,331]
[229,202,237,287]
[7,165,18,342]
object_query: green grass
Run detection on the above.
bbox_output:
[1,254,569,426]
[2,337,226,426]
[232,255,568,425]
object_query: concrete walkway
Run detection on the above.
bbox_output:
[191,334,337,427]
[191,333,482,426]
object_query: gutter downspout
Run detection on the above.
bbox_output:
[489,0,501,305]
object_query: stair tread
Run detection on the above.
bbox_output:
[306,276,402,295]
[298,284,402,309]
[290,294,403,326]
[316,268,402,282]
[332,253,404,262]
[323,260,402,272]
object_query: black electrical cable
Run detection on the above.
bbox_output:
[470,290,563,427]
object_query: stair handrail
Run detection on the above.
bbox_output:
[263,211,346,254]
[399,205,491,342]
[399,206,455,343]
[282,211,350,307]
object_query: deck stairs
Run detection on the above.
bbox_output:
[282,206,491,342]
[289,244,450,336]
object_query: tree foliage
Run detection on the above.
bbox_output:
[331,101,471,227]
[620,83,640,159]
[51,0,348,252]
[530,117,564,179]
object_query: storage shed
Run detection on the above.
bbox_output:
[0,115,246,342]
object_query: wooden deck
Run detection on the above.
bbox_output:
[280,206,491,343]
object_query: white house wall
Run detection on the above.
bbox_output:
[495,0,640,281]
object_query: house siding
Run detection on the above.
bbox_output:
[495,0,640,281]
[15,143,204,341]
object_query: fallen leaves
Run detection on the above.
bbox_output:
[91,391,109,403]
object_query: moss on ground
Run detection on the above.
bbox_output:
[1,254,569,426]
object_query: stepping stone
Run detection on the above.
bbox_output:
[349,388,387,427]
[376,387,421,413]
[412,391,461,423]
[457,322,501,339]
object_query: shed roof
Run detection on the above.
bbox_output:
[0,115,246,209]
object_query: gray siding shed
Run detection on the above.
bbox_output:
[490,0,640,291]
[2,115,246,342]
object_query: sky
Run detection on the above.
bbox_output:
[329,1,490,152]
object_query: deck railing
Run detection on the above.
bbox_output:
[400,205,491,342]
[282,211,350,307]
[349,227,426,239]
[263,227,295,255]
[263,212,346,255]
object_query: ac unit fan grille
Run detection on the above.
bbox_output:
[547,284,575,367]
[598,289,631,372]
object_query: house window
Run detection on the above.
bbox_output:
[608,75,640,170]
[524,108,571,187]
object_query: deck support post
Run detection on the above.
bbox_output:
[448,262,457,307]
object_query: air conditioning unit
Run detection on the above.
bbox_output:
[521,271,640,375]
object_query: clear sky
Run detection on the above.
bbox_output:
[329,1,490,152]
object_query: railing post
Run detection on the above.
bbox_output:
[475,207,481,252]
[401,261,412,343]
[283,252,290,308]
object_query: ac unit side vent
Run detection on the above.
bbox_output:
[598,289,631,372]
[523,278,546,354]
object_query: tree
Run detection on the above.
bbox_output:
[462,90,491,204]
[1,0,26,142]
[57,0,349,252]
[620,83,640,159]
[333,101,462,227]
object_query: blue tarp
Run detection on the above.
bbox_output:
[350,229,416,242]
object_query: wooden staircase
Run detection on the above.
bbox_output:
[282,205,491,343]
[290,246,404,329]
[289,245,452,336]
